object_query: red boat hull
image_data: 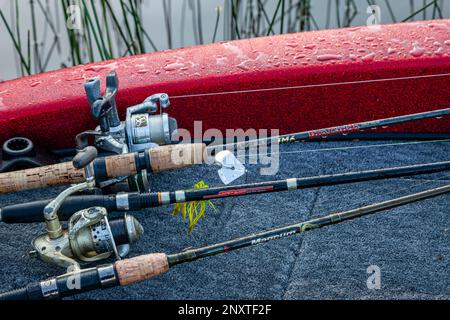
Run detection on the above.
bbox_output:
[0,20,449,149]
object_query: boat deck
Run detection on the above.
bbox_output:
[1,139,450,299]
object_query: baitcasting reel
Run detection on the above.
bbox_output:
[30,145,143,270]
[84,70,178,154]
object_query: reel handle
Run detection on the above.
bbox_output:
[85,71,120,132]
[72,146,98,170]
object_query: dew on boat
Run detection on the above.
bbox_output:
[155,70,162,75]
[317,54,343,62]
[304,44,316,50]
[286,42,299,48]
[216,56,227,66]
[294,54,305,59]
[347,27,361,32]
[365,37,375,42]
[391,38,407,45]
[444,40,450,46]
[137,69,149,74]
[237,61,251,71]
[435,116,443,119]
[164,61,185,72]
[382,126,389,129]
[387,47,397,54]
[409,43,426,57]
[222,42,248,60]
[30,81,41,87]
[84,62,118,72]
[361,52,376,62]
[427,23,450,30]
[434,47,445,56]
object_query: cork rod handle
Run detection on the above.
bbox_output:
[115,253,169,286]
[0,143,206,194]
[0,162,85,194]
[100,143,206,177]
[149,143,205,173]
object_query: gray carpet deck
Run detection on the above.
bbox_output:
[1,139,450,299]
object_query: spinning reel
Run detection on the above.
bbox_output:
[84,70,178,154]
[83,70,178,192]
[30,145,144,270]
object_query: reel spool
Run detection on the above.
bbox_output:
[126,93,177,151]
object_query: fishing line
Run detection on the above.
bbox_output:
[170,73,450,99]
[245,139,450,158]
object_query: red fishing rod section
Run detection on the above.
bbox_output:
[0,19,449,150]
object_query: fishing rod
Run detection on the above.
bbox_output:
[1,106,449,194]
[2,159,450,224]
[210,106,450,152]
[0,142,205,194]
[2,182,450,300]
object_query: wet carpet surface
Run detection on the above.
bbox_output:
[1,140,450,300]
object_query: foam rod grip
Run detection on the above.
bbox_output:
[0,162,85,194]
[149,143,205,173]
[115,253,169,286]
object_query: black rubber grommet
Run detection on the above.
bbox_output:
[3,137,34,157]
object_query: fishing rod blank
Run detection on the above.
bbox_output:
[211,107,450,152]
[3,160,450,223]
[2,183,450,300]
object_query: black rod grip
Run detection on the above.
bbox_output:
[0,287,30,300]
[1,195,116,223]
